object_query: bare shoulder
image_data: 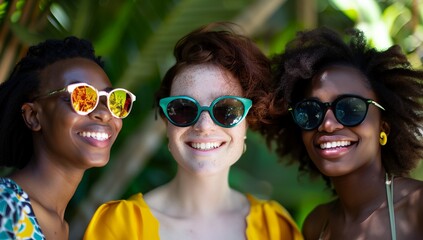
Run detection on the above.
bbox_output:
[143,184,170,210]
[400,178,423,216]
[302,200,336,240]
[395,177,423,203]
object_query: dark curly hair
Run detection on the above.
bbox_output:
[0,36,104,169]
[263,27,423,185]
[155,22,272,131]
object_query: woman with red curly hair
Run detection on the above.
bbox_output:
[84,22,302,240]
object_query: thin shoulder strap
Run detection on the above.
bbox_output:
[318,218,329,240]
[385,173,396,240]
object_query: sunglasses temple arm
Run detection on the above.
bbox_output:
[371,101,385,111]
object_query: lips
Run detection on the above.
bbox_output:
[190,142,222,150]
[320,140,351,150]
[315,138,355,160]
[78,131,111,141]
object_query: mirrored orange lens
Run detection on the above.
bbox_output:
[71,85,98,114]
[109,90,133,118]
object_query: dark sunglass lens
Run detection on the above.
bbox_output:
[167,99,198,126]
[336,97,367,126]
[213,98,244,126]
[294,101,323,130]
[71,85,98,114]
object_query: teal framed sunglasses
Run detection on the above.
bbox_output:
[159,95,252,128]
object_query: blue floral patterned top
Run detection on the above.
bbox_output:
[0,177,45,240]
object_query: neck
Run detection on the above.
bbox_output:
[331,167,387,221]
[160,168,244,217]
[10,159,84,218]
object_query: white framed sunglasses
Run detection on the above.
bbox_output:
[33,83,136,118]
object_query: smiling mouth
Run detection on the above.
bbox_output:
[319,140,351,150]
[78,131,110,141]
[190,142,222,150]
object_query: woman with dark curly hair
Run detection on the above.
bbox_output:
[264,27,423,239]
[84,22,302,240]
[0,37,136,239]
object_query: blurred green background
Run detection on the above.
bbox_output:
[1,0,423,239]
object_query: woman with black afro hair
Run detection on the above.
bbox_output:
[263,27,423,239]
[0,37,135,239]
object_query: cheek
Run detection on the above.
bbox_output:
[355,126,381,162]
[357,121,381,149]
[232,122,247,137]
[166,124,179,139]
[230,123,248,150]
[114,118,123,133]
[301,131,314,152]
[51,109,78,128]
[41,110,78,144]
[166,124,183,150]
[361,109,382,141]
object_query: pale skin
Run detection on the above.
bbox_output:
[144,64,250,240]
[11,58,122,239]
[301,66,423,240]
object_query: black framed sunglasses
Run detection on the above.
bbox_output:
[159,95,252,128]
[32,83,136,119]
[289,94,385,130]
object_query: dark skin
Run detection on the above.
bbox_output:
[301,66,423,240]
[11,58,122,239]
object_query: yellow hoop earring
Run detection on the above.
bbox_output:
[379,132,388,146]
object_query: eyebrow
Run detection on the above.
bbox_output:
[102,87,114,92]
[302,96,321,101]
[70,81,114,92]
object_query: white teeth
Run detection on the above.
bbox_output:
[191,142,221,150]
[320,141,351,149]
[79,132,110,141]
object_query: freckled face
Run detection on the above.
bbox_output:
[166,64,247,176]
[34,57,122,169]
[301,66,383,177]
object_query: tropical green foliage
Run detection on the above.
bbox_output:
[1,0,422,239]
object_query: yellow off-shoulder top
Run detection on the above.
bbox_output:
[83,193,303,240]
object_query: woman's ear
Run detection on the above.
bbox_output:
[21,103,41,131]
[381,121,390,136]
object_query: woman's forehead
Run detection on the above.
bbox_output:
[38,58,110,90]
[170,64,242,96]
[307,65,374,100]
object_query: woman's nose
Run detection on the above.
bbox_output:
[317,109,343,132]
[89,97,113,122]
[193,110,216,131]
